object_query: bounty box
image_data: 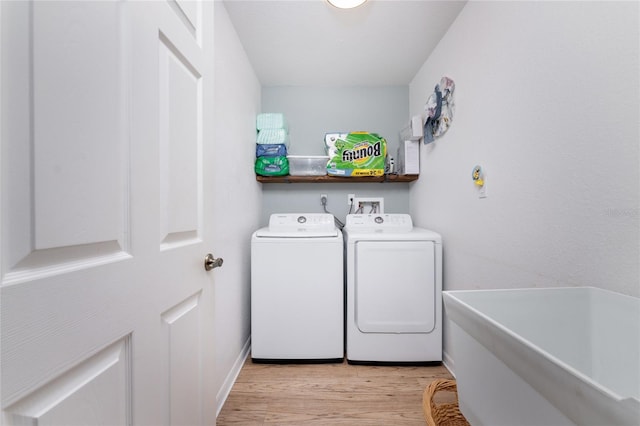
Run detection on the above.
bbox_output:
[325,132,387,177]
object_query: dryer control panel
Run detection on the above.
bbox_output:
[345,214,413,232]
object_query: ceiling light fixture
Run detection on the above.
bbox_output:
[327,0,367,9]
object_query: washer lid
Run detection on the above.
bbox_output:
[345,214,413,232]
[255,213,339,237]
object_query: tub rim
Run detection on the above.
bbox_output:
[443,286,640,426]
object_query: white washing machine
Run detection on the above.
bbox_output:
[344,214,442,363]
[251,213,344,361]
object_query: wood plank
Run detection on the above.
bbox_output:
[217,359,454,425]
[255,174,419,183]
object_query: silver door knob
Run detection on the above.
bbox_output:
[204,253,223,271]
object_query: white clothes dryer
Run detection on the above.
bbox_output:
[344,214,442,363]
[251,213,343,362]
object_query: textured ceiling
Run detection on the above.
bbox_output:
[222,0,467,86]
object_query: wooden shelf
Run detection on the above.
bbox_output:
[256,174,418,183]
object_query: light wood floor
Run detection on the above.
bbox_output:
[217,358,454,425]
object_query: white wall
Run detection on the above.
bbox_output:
[409,1,639,366]
[260,86,411,225]
[260,182,410,226]
[262,86,409,157]
[212,1,263,414]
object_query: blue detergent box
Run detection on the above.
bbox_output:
[256,144,287,157]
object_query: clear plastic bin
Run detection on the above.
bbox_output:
[287,155,329,176]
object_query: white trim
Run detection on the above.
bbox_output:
[442,349,455,378]
[215,337,251,417]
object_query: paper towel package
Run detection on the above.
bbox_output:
[257,128,289,146]
[325,132,387,177]
[256,113,287,131]
[256,144,287,157]
[254,156,289,176]
[397,140,420,175]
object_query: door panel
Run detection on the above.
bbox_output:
[2,0,130,286]
[1,1,216,425]
[4,337,132,426]
[32,1,127,251]
[162,292,202,426]
[159,32,202,249]
[169,0,200,40]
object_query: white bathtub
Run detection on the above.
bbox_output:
[443,287,640,426]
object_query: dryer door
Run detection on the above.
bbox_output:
[355,240,436,333]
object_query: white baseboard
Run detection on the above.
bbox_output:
[442,349,455,378]
[216,337,251,417]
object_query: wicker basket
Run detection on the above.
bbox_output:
[422,379,470,426]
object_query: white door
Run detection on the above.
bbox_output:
[1,1,217,425]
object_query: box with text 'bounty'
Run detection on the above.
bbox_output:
[325,132,387,177]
